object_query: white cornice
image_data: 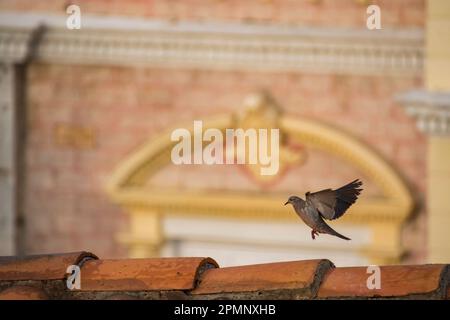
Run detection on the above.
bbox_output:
[0,28,36,64]
[397,90,450,135]
[0,12,424,75]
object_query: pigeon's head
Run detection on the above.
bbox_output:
[284,196,301,206]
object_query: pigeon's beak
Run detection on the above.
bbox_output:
[284,201,289,206]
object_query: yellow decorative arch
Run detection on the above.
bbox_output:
[106,93,414,264]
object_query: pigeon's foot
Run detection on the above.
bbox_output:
[311,230,319,240]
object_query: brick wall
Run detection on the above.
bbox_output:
[0,0,424,27]
[1,0,428,262]
[24,63,426,260]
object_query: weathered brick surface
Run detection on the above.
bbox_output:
[0,0,425,28]
[0,0,428,262]
[24,63,426,261]
[0,285,48,300]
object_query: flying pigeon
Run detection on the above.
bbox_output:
[284,179,363,240]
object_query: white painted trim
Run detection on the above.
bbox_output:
[397,90,450,135]
[0,12,424,75]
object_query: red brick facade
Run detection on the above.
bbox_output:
[1,0,428,262]
[24,64,426,259]
[0,0,425,27]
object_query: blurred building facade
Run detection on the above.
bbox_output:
[0,0,448,266]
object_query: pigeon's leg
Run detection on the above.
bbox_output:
[314,230,320,237]
[311,229,316,240]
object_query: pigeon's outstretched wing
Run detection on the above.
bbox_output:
[305,179,363,220]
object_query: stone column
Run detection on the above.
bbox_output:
[398,0,450,263]
[0,64,17,256]
[428,136,450,262]
[0,22,42,255]
[117,209,164,258]
[400,91,450,264]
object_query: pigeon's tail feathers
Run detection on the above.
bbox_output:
[318,218,351,240]
[324,224,351,240]
[331,230,351,241]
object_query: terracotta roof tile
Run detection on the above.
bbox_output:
[0,251,448,299]
[79,257,218,291]
[318,264,449,299]
[0,286,48,300]
[0,251,98,281]
[191,259,333,298]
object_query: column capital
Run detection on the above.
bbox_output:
[397,90,450,136]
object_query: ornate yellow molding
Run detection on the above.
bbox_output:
[106,93,414,264]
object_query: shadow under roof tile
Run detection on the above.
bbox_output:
[79,257,218,291]
[0,286,49,300]
[0,251,98,281]
[191,259,333,297]
[318,264,449,299]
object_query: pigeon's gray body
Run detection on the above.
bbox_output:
[285,180,363,241]
[290,197,351,240]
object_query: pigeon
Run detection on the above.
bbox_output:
[284,179,363,240]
